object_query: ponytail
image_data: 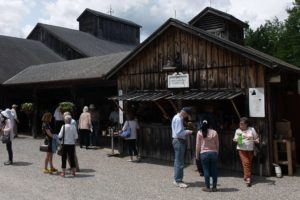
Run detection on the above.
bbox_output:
[201,120,209,138]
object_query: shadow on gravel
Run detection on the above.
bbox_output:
[218,188,239,192]
[107,154,127,158]
[74,174,95,178]
[137,158,174,167]
[251,177,276,186]
[79,168,96,173]
[186,181,206,188]
[12,161,33,166]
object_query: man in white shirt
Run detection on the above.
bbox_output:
[171,107,193,188]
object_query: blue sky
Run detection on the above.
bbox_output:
[0,0,295,41]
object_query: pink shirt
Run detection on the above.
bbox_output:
[196,129,219,155]
[78,112,92,130]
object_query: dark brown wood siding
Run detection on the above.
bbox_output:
[78,13,140,45]
[118,26,265,93]
[116,25,271,175]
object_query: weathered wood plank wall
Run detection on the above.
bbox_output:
[118,25,270,174]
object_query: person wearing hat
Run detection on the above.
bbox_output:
[0,109,14,165]
[89,104,99,147]
[171,107,193,188]
[11,104,19,138]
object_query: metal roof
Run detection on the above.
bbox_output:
[28,23,135,57]
[166,90,244,100]
[0,35,64,84]
[109,90,244,102]
[3,51,130,85]
[109,91,172,101]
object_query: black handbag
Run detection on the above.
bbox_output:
[39,144,48,152]
[1,134,10,143]
[57,125,65,156]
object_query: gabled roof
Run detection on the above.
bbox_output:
[27,23,135,57]
[189,7,248,28]
[107,18,299,79]
[0,35,64,84]
[3,51,130,86]
[77,8,141,28]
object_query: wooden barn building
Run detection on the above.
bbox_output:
[1,8,140,137]
[107,7,300,176]
[1,7,299,176]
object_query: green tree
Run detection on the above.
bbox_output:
[245,0,300,67]
[277,0,300,66]
[245,18,284,56]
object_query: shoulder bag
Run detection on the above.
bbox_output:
[57,125,65,156]
[1,134,10,143]
[120,121,131,138]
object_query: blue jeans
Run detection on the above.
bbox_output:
[200,152,218,188]
[173,139,186,182]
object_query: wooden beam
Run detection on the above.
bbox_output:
[154,101,170,121]
[112,99,124,112]
[230,99,241,119]
[169,100,179,113]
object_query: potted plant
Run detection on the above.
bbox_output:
[21,102,34,132]
[59,102,75,114]
[21,102,34,115]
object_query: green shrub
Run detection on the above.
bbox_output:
[59,102,75,113]
[21,103,34,113]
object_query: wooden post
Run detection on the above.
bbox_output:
[31,89,38,138]
[230,99,241,119]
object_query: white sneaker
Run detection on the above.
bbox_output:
[173,181,188,188]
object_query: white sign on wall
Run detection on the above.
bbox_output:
[118,90,124,124]
[167,72,189,88]
[249,88,265,118]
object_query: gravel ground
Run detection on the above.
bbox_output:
[0,135,299,200]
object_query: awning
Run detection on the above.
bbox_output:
[166,90,244,100]
[109,91,172,101]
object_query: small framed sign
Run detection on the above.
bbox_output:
[167,73,189,88]
[249,88,265,118]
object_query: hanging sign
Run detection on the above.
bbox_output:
[249,88,265,118]
[167,72,189,88]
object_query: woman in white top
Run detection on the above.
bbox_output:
[122,112,140,162]
[1,109,14,165]
[233,117,259,187]
[59,115,78,177]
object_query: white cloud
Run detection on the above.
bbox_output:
[0,0,295,39]
[21,24,34,37]
[0,0,35,37]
